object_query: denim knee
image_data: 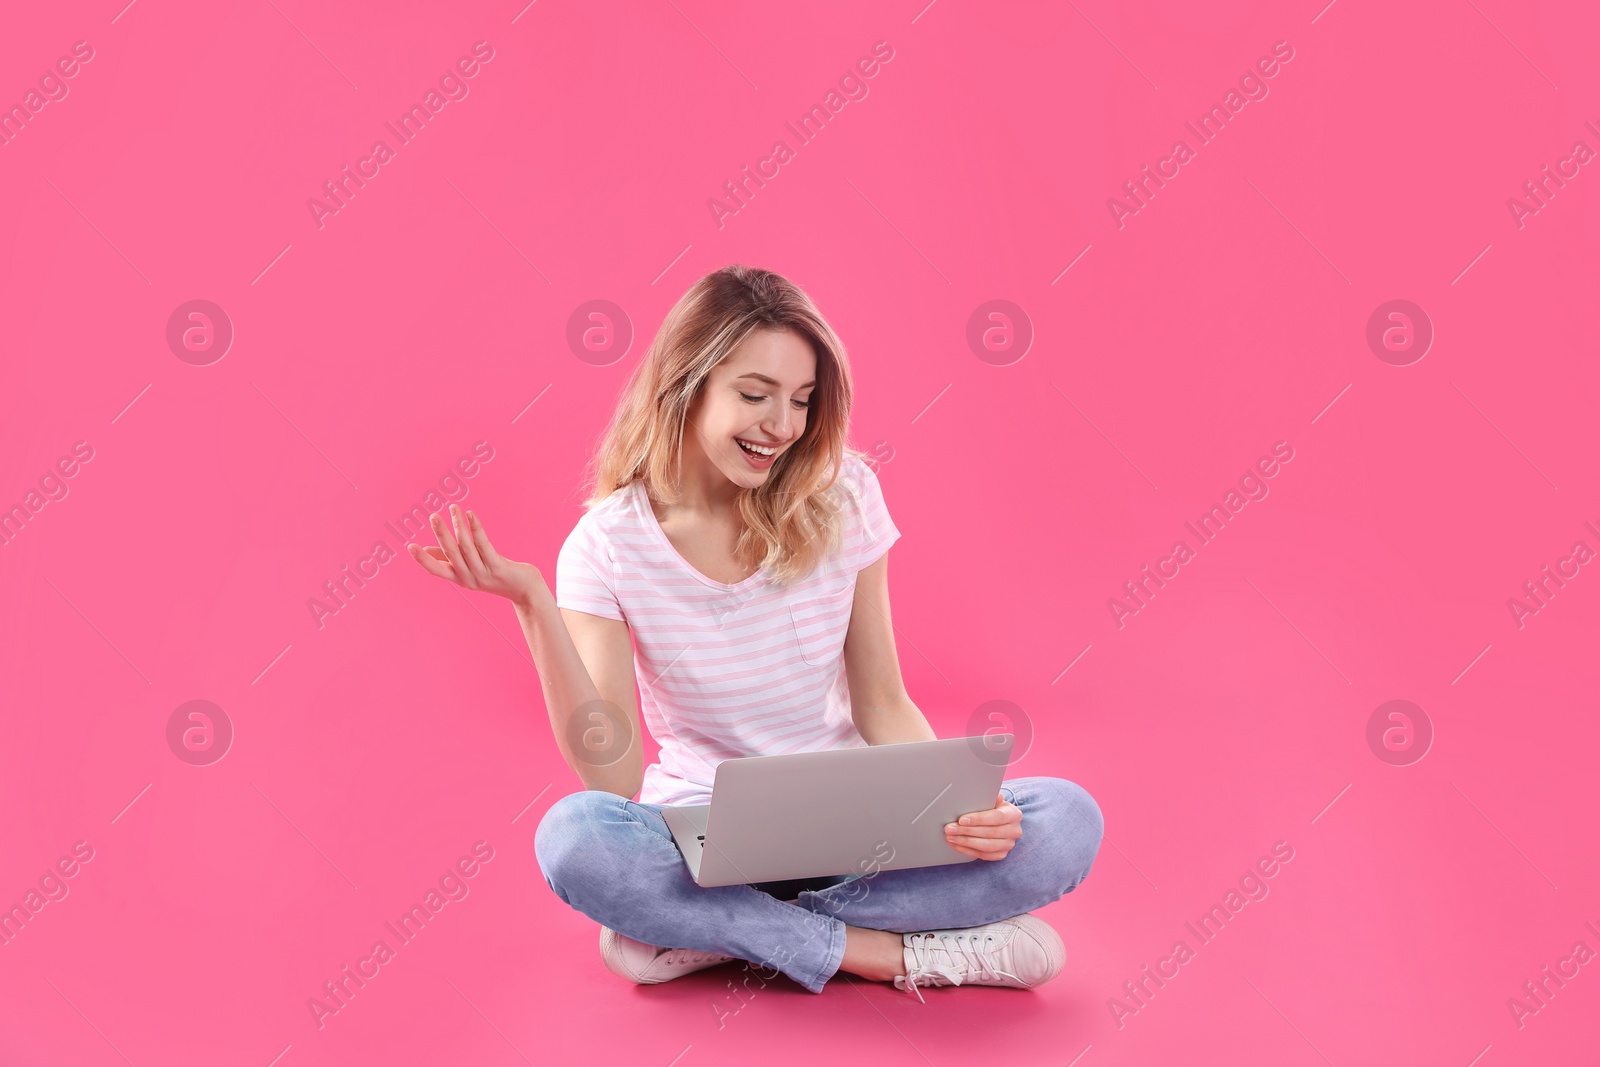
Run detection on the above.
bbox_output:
[533,790,618,900]
[1016,777,1104,895]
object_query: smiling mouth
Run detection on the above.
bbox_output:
[736,438,779,457]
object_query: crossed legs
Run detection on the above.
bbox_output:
[534,776,1104,994]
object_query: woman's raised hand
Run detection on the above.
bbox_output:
[408,503,543,605]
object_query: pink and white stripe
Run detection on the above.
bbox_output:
[556,453,901,805]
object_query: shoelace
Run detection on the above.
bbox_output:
[896,931,1021,1003]
[659,946,729,967]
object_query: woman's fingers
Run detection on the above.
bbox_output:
[944,832,1014,851]
[948,846,996,861]
[945,826,1022,845]
[946,838,1012,860]
[429,509,457,554]
[466,509,501,565]
[430,510,470,578]
[952,799,1019,827]
[412,507,536,603]
[449,504,488,579]
[947,818,1022,837]
[945,816,1019,858]
[407,541,456,581]
[945,789,1021,860]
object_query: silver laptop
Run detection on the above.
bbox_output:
[659,735,1015,888]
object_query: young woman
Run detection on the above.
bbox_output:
[409,265,1104,999]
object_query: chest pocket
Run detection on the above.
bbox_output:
[789,579,857,666]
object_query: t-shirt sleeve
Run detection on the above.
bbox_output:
[555,514,625,621]
[840,455,901,574]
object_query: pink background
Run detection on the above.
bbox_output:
[3,1,1597,1064]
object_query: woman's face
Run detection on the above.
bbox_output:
[686,328,817,489]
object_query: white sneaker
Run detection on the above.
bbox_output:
[598,926,737,985]
[894,913,1066,1001]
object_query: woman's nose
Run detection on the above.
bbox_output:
[764,406,795,439]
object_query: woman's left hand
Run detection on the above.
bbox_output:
[944,790,1022,861]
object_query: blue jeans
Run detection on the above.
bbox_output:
[534,776,1104,993]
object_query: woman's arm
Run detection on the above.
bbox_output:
[513,583,645,798]
[842,548,1020,861]
[842,550,938,745]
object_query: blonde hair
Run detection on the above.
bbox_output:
[579,264,867,585]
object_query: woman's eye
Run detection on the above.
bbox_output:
[740,392,809,408]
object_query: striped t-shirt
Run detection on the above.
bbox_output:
[555,452,901,806]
